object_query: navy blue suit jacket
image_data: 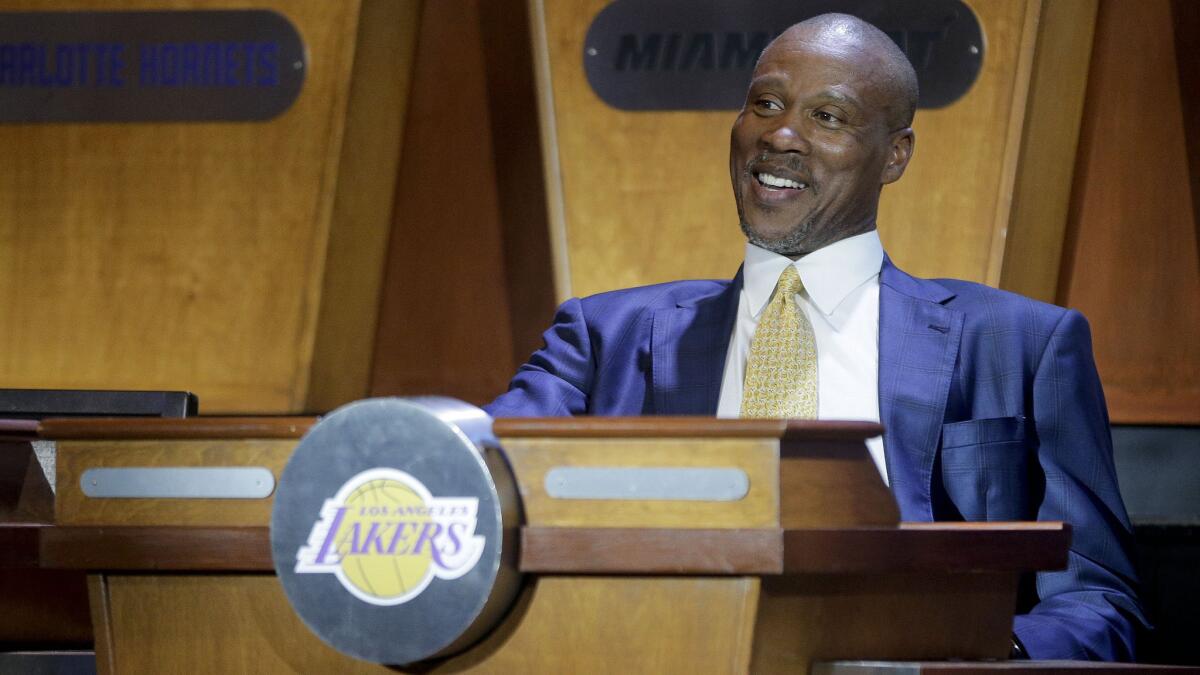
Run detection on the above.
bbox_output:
[486,257,1147,660]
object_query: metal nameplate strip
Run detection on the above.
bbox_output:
[81,466,275,499]
[545,466,749,501]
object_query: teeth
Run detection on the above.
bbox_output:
[757,172,805,189]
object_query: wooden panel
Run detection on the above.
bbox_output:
[882,0,1035,285]
[0,523,41,566]
[1174,0,1200,247]
[477,0,560,371]
[369,0,518,405]
[306,0,423,412]
[0,0,364,413]
[99,573,759,673]
[752,573,1016,673]
[520,527,782,574]
[0,568,91,644]
[40,526,273,571]
[814,661,1200,673]
[778,445,899,527]
[533,1,1046,299]
[519,522,1068,575]
[39,416,313,440]
[783,522,1068,574]
[0,442,54,522]
[494,416,881,440]
[997,0,1098,301]
[501,437,780,528]
[89,575,116,675]
[1058,0,1200,423]
[534,0,742,297]
[55,439,296,525]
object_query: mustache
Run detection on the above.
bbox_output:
[745,153,813,184]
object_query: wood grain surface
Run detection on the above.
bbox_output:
[39,416,314,440]
[521,527,781,574]
[532,0,1056,299]
[88,568,1036,673]
[996,0,1098,301]
[778,448,899,527]
[54,439,296,526]
[752,573,1016,673]
[494,416,882,440]
[501,436,780,528]
[369,0,521,406]
[0,0,362,414]
[92,573,760,673]
[0,442,55,522]
[24,521,1068,576]
[1058,0,1200,423]
[305,0,423,413]
[0,567,92,644]
[40,526,273,571]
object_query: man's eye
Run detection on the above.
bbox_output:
[813,110,841,124]
[754,98,783,112]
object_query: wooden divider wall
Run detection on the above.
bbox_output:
[0,0,419,414]
[529,0,1097,299]
[1057,0,1200,424]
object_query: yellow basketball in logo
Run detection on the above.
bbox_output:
[334,478,432,601]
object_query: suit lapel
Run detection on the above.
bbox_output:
[651,270,743,415]
[878,258,963,521]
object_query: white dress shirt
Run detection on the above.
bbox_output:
[716,230,888,482]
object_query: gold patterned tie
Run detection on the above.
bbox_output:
[740,265,818,419]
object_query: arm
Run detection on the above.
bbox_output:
[1015,309,1148,660]
[484,298,594,418]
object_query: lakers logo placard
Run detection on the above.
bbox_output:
[295,468,485,605]
[270,397,520,665]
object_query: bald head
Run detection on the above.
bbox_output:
[764,13,919,128]
[729,12,919,256]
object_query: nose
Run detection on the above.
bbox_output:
[760,113,810,155]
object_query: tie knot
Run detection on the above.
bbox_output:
[776,265,803,297]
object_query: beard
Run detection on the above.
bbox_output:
[738,216,815,257]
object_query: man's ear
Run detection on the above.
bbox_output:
[881,127,915,185]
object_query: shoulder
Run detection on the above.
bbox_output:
[933,277,1071,327]
[576,278,732,320]
[928,277,1093,366]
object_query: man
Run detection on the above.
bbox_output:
[486,14,1145,661]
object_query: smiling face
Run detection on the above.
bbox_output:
[730,20,915,257]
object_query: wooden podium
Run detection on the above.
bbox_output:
[6,415,1068,673]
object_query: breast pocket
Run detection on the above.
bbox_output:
[939,416,1031,521]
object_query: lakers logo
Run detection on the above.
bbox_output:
[295,468,485,606]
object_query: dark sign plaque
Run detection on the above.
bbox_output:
[584,0,984,111]
[0,10,305,122]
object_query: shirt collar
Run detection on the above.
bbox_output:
[742,229,884,318]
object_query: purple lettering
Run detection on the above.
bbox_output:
[364,522,389,554]
[139,44,157,86]
[181,43,199,85]
[0,45,16,85]
[312,507,346,564]
[223,43,237,85]
[18,44,36,85]
[257,42,278,86]
[412,521,444,567]
[443,522,465,557]
[109,43,124,87]
[161,44,179,86]
[386,522,413,554]
[54,44,73,86]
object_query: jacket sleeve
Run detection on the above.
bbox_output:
[1014,309,1148,660]
[483,298,594,417]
